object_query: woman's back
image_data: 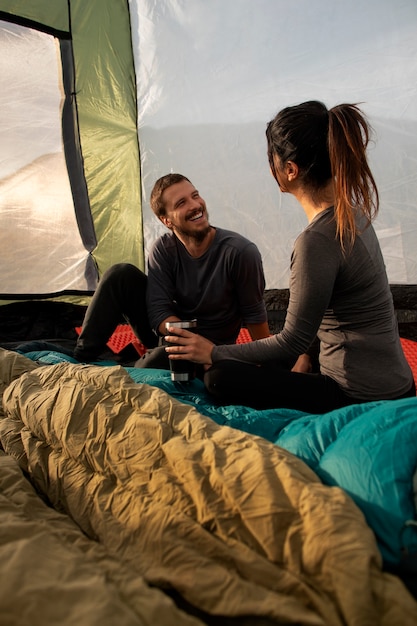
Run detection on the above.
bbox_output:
[296,208,412,400]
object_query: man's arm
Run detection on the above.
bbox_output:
[147,235,181,335]
[157,315,182,336]
[231,239,269,336]
[246,321,271,340]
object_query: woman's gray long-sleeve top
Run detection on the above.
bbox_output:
[212,207,413,401]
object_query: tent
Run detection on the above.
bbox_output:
[0,0,142,303]
[1,0,417,306]
[1,5,417,620]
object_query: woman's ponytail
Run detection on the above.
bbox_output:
[328,104,379,249]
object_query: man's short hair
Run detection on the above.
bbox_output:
[150,173,191,217]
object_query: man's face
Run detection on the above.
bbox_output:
[160,180,211,242]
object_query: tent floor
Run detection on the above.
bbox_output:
[0,300,139,363]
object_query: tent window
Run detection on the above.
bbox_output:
[0,20,97,297]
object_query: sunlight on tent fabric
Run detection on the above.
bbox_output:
[132,0,417,288]
[0,21,90,294]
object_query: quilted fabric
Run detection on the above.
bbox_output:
[1,349,416,625]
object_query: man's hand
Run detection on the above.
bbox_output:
[164,327,214,366]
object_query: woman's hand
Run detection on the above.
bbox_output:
[164,327,215,366]
[291,353,312,373]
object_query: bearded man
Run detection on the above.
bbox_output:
[74,173,270,370]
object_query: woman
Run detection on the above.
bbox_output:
[165,101,415,413]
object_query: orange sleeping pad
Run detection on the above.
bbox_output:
[75,324,147,357]
[76,324,417,391]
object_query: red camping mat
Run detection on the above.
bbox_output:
[400,337,417,388]
[75,325,147,356]
[76,324,417,391]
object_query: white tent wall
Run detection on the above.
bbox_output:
[132,0,417,289]
[0,18,91,295]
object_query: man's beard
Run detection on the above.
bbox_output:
[173,223,212,243]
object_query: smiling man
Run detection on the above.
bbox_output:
[74,173,270,369]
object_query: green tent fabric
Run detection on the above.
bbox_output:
[0,0,144,303]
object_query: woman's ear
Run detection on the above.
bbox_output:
[285,160,299,182]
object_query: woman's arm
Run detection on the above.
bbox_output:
[166,227,341,368]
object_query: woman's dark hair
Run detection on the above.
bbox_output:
[266,100,379,248]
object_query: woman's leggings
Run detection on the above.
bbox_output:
[204,360,416,414]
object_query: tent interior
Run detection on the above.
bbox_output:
[1,1,417,300]
[0,1,417,625]
[0,0,416,347]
